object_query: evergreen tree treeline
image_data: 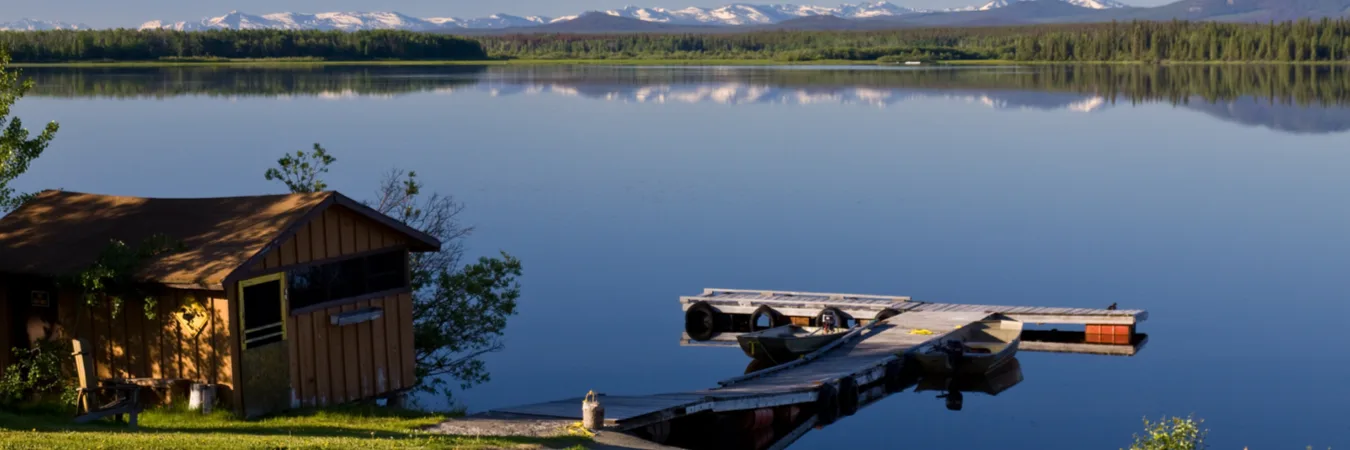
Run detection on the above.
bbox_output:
[3,19,1350,63]
[479,19,1350,62]
[0,29,487,62]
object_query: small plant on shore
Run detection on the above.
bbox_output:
[1126,415,1207,450]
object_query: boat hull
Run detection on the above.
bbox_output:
[910,313,1023,376]
[912,340,1019,376]
[737,327,846,364]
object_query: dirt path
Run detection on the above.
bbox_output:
[426,412,682,449]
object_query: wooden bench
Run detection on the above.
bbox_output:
[72,339,143,428]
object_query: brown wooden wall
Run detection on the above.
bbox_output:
[246,205,415,407]
[59,289,233,388]
[0,277,230,396]
[291,293,416,407]
[0,282,10,372]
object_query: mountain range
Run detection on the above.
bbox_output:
[3,0,1128,32]
[2,0,1347,33]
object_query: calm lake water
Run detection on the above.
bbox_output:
[11,64,1350,449]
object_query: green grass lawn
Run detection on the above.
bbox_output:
[0,405,589,449]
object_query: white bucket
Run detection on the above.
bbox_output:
[189,384,216,414]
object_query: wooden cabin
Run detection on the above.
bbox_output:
[0,190,440,418]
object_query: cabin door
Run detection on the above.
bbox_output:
[238,273,292,418]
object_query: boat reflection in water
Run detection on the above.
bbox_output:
[652,358,1024,450]
[914,358,1024,412]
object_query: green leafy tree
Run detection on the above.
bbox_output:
[264,143,336,193]
[1126,416,1207,450]
[267,149,521,404]
[0,50,59,213]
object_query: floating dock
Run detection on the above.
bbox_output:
[491,288,1150,445]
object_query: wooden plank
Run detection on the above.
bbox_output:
[311,213,328,261]
[399,293,415,389]
[56,289,77,344]
[126,299,145,378]
[110,297,127,378]
[313,308,332,406]
[280,237,298,268]
[342,303,360,401]
[340,210,357,256]
[182,292,199,381]
[296,223,314,264]
[369,297,389,394]
[324,209,342,259]
[371,227,386,250]
[0,287,8,371]
[224,283,244,415]
[265,250,280,271]
[326,305,347,404]
[288,301,302,405]
[354,220,371,253]
[296,312,315,406]
[383,294,403,392]
[212,296,233,385]
[356,299,374,399]
[147,295,164,379]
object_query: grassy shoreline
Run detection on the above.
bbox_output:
[0,405,589,450]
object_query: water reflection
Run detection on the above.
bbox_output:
[18,64,1350,134]
[661,357,1025,450]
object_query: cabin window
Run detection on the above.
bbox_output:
[287,249,408,312]
[241,275,286,349]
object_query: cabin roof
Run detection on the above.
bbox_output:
[0,190,440,288]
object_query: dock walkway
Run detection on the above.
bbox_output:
[492,310,985,429]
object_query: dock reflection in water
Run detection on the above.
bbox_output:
[655,358,1024,450]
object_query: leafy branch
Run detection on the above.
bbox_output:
[68,234,186,319]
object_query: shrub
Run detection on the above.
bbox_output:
[0,340,75,407]
[1127,416,1207,450]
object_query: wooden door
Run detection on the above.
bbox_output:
[238,273,291,418]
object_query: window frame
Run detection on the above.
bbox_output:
[284,248,411,316]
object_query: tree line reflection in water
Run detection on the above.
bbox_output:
[18,64,1350,135]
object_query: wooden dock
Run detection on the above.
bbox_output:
[493,310,992,430]
[681,330,1150,357]
[491,288,1150,445]
[681,288,1148,326]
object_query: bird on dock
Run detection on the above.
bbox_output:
[1107,303,1118,311]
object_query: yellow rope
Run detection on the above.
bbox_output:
[909,329,934,335]
[566,422,595,437]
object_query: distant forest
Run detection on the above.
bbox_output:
[480,19,1350,62]
[3,19,1350,63]
[0,29,488,62]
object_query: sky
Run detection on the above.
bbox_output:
[7,0,1175,28]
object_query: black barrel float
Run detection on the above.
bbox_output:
[817,307,851,330]
[684,301,718,341]
[750,305,786,331]
[815,382,840,425]
[874,308,902,323]
[883,359,906,393]
[838,377,859,417]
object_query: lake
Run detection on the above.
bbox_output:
[10,64,1350,449]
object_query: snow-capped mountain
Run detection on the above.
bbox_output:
[0,19,88,31]
[978,0,1128,10]
[139,10,576,31]
[602,2,918,25]
[105,0,1136,32]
